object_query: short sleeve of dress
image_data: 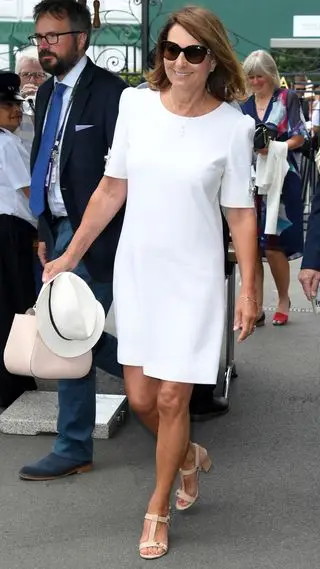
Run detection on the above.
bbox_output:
[104,87,133,179]
[220,114,255,208]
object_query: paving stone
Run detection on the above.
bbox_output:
[0,391,127,439]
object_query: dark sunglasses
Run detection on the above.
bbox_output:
[161,40,211,64]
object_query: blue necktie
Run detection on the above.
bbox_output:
[30,83,67,216]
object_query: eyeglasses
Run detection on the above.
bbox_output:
[28,31,83,46]
[161,40,211,64]
[19,71,47,80]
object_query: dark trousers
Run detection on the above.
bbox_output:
[47,218,122,462]
[0,215,37,407]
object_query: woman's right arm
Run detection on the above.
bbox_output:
[43,175,127,282]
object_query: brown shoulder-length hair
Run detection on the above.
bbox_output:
[146,5,246,102]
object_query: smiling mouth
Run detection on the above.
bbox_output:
[174,71,192,76]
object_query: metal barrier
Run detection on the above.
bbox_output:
[222,248,237,402]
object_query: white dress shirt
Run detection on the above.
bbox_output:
[47,55,87,217]
[0,128,37,228]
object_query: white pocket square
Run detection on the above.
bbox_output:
[75,124,94,132]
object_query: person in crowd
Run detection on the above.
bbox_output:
[18,0,125,481]
[15,47,48,155]
[14,47,48,291]
[299,82,320,299]
[41,6,257,558]
[0,71,38,408]
[242,50,307,326]
[16,46,48,101]
[290,77,313,169]
[293,74,310,122]
[311,90,320,136]
[299,187,320,300]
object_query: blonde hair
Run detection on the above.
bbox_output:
[147,5,246,102]
[242,50,281,89]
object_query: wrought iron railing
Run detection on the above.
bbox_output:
[90,0,164,83]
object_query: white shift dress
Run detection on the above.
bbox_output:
[105,87,255,384]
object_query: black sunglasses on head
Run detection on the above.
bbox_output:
[161,40,211,64]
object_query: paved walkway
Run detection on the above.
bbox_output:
[1,259,320,569]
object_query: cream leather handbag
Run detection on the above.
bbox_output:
[4,313,92,380]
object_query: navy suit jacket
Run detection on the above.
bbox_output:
[301,184,320,270]
[31,58,127,282]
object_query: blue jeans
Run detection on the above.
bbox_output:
[49,218,123,461]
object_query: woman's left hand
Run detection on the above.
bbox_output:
[233,296,258,342]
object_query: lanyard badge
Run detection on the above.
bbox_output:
[50,143,59,187]
[46,141,60,190]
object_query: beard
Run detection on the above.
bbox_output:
[39,45,80,77]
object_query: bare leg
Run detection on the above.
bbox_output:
[265,249,290,313]
[150,381,194,507]
[124,365,194,464]
[124,367,202,556]
[123,365,159,434]
[140,380,194,557]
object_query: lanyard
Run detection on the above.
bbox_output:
[51,75,81,156]
[46,75,81,190]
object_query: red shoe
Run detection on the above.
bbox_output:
[272,300,291,326]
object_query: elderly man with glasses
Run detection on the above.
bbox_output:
[16,48,47,100]
[15,47,48,154]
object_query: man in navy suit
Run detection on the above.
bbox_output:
[19,0,126,480]
[299,189,320,300]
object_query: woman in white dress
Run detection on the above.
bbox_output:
[43,6,258,559]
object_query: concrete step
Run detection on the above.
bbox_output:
[0,391,127,439]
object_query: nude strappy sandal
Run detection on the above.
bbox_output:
[175,443,212,511]
[139,513,170,560]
